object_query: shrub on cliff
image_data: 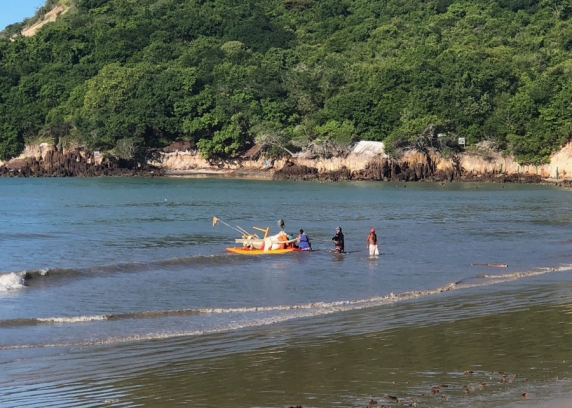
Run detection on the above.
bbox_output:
[0,126,24,161]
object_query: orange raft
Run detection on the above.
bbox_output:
[226,247,303,255]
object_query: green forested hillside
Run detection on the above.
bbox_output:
[1,0,572,163]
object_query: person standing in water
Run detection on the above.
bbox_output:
[297,229,312,251]
[332,227,345,253]
[366,228,379,256]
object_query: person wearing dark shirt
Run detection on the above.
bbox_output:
[332,226,345,253]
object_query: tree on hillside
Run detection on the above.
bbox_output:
[0,0,571,163]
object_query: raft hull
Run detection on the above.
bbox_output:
[226,247,303,255]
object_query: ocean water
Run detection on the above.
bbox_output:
[1,177,571,407]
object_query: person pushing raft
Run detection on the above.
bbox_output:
[332,226,345,253]
[297,229,312,251]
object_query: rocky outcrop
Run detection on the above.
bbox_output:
[273,156,545,183]
[0,148,163,177]
[3,140,570,183]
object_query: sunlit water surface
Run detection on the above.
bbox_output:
[1,178,572,407]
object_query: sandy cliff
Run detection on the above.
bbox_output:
[2,140,571,182]
[158,140,572,182]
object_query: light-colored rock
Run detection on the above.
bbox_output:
[157,151,273,171]
[21,6,67,37]
[17,143,56,161]
[157,140,572,179]
[458,143,570,179]
[351,141,387,157]
[5,140,572,180]
[545,142,572,179]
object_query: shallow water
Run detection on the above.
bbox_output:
[1,178,572,407]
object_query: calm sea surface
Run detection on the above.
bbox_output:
[1,177,572,407]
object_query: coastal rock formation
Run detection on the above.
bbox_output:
[273,156,545,183]
[2,140,572,183]
[0,148,163,177]
[273,141,570,183]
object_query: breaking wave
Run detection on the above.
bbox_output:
[0,253,249,290]
[1,263,571,349]
[0,272,26,291]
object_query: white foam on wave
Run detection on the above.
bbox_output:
[0,278,530,348]
[37,315,109,324]
[3,263,572,350]
[479,264,572,282]
[0,272,26,291]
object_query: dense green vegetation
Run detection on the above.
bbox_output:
[2,0,572,163]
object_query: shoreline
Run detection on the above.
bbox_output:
[3,165,571,186]
[3,143,572,186]
[165,168,274,180]
[165,166,572,186]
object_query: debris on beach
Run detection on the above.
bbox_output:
[371,370,531,408]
